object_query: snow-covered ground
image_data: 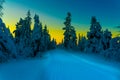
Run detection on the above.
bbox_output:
[0,49,120,80]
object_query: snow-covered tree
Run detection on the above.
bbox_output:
[40,25,51,51]
[86,16,103,53]
[49,38,56,49]
[70,26,77,49]
[63,12,77,49]
[0,18,17,62]
[24,10,32,46]
[13,11,33,57]
[102,37,120,61]
[110,37,120,49]
[102,29,112,50]
[13,18,23,44]
[6,27,13,39]
[78,34,87,52]
[32,14,42,56]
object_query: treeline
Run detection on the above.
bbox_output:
[60,12,120,61]
[0,11,120,63]
[13,11,56,57]
[0,11,56,62]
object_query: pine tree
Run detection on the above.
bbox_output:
[6,27,13,39]
[110,37,120,49]
[103,37,120,61]
[87,16,103,53]
[70,26,77,49]
[13,18,23,44]
[102,29,112,50]
[40,25,51,51]
[50,38,56,49]
[13,11,33,57]
[63,12,77,49]
[24,10,32,46]
[32,14,42,56]
[78,34,86,52]
[0,18,17,62]
[43,25,51,50]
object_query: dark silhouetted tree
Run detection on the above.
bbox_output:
[102,29,112,50]
[102,37,120,61]
[0,18,17,62]
[13,11,33,57]
[87,16,103,53]
[24,10,32,46]
[63,12,77,49]
[40,25,51,51]
[32,14,42,56]
[78,34,87,52]
[49,38,56,49]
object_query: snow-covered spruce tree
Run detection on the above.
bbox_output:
[63,12,77,49]
[13,18,23,44]
[110,37,120,49]
[78,34,87,52]
[6,27,13,39]
[24,10,32,46]
[49,38,57,49]
[31,14,42,56]
[40,25,51,51]
[0,18,17,62]
[13,11,33,58]
[86,16,103,53]
[102,37,120,61]
[102,29,112,50]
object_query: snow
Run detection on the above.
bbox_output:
[0,49,120,80]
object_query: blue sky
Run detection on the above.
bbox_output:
[9,0,120,25]
[2,0,120,43]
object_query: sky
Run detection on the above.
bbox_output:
[2,0,120,43]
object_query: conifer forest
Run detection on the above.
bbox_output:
[0,0,120,80]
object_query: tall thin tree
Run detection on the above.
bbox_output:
[63,12,77,49]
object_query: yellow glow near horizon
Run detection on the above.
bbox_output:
[3,16,118,44]
[2,1,119,44]
[2,19,118,44]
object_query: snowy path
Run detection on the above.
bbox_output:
[0,50,120,80]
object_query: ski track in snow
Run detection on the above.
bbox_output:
[0,50,120,80]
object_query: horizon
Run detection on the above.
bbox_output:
[2,0,120,43]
